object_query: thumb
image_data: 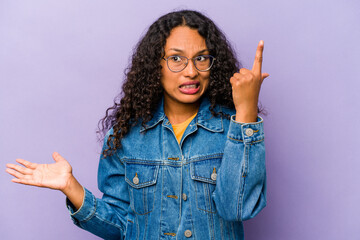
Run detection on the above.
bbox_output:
[52,152,66,163]
[261,73,270,83]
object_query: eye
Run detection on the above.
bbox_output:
[169,56,183,62]
[196,55,207,62]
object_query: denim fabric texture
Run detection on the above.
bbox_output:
[66,97,266,240]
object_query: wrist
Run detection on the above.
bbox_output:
[235,114,257,123]
[61,174,80,195]
[235,106,258,123]
[61,174,85,210]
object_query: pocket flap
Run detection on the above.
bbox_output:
[190,157,222,185]
[125,163,159,189]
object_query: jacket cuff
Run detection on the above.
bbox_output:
[227,115,264,143]
[66,187,96,222]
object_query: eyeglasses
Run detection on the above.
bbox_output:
[162,55,216,72]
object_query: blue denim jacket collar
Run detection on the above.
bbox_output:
[140,97,224,133]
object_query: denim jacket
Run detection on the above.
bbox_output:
[66,97,266,240]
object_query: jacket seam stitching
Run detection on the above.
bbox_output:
[227,136,264,144]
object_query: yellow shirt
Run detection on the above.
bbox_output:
[172,112,197,144]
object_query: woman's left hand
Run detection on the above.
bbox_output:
[230,40,269,123]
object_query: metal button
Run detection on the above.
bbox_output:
[211,167,217,181]
[184,230,192,237]
[182,193,187,201]
[245,128,254,137]
[211,172,217,181]
[133,173,139,185]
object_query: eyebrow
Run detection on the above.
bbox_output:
[168,48,209,55]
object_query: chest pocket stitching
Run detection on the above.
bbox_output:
[189,153,224,163]
[190,157,222,213]
[125,164,159,187]
[125,163,160,215]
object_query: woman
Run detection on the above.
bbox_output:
[6,10,269,240]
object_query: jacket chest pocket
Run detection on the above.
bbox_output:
[190,157,222,214]
[125,163,159,215]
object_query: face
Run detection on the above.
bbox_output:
[160,26,210,109]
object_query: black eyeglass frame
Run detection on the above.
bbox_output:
[162,55,216,73]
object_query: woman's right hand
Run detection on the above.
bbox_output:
[6,152,73,191]
[6,152,85,210]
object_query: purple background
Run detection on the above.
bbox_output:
[1,1,359,239]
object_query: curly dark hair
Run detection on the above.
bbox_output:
[99,10,241,156]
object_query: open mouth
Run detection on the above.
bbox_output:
[179,82,201,94]
[179,83,200,89]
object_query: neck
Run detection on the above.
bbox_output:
[164,97,200,125]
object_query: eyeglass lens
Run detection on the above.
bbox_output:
[167,56,214,72]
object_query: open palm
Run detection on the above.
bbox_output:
[6,152,73,191]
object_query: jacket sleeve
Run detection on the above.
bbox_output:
[66,131,129,240]
[212,115,266,221]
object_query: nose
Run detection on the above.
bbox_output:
[183,59,198,78]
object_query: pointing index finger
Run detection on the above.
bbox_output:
[252,40,264,74]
